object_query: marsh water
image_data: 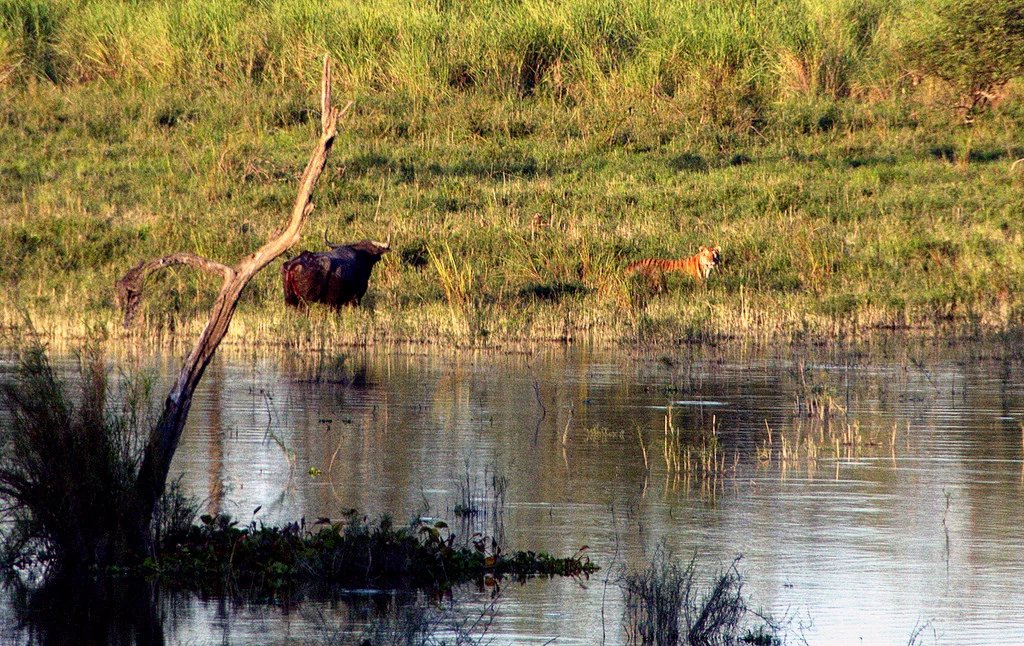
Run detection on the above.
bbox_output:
[4,339,1024,644]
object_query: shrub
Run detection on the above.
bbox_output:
[904,0,1024,120]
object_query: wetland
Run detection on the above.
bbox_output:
[4,339,1024,644]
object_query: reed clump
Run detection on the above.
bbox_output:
[0,341,152,579]
[620,548,780,646]
[662,407,729,497]
[0,339,202,580]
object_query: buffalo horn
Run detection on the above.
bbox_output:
[323,228,337,248]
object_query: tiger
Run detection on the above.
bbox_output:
[626,245,721,291]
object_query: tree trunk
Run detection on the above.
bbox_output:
[116,57,351,556]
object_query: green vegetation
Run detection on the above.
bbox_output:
[154,511,596,597]
[2,0,1024,347]
[903,0,1024,120]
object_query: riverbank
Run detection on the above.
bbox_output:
[4,93,1022,349]
[3,1,1024,349]
[5,290,1022,353]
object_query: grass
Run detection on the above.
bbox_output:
[0,0,904,94]
[2,0,1024,348]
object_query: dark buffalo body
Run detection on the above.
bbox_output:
[282,239,389,308]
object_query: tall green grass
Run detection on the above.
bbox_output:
[0,0,942,102]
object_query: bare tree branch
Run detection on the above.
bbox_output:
[116,253,234,327]
[117,55,350,554]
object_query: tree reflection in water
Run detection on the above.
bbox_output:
[7,575,164,646]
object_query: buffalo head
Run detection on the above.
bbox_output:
[282,233,390,308]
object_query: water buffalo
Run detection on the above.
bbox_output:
[282,233,390,308]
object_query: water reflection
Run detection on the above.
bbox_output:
[206,360,225,518]
[5,576,164,646]
[4,341,1024,644]
[2,577,504,646]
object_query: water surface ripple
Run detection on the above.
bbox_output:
[4,343,1024,644]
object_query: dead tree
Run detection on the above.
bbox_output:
[116,57,351,554]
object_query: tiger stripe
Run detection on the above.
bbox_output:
[626,245,721,287]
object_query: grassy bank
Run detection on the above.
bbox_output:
[2,0,1024,348]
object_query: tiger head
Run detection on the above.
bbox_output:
[698,245,721,275]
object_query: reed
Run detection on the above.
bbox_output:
[0,341,148,578]
[660,407,730,500]
[620,548,780,646]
